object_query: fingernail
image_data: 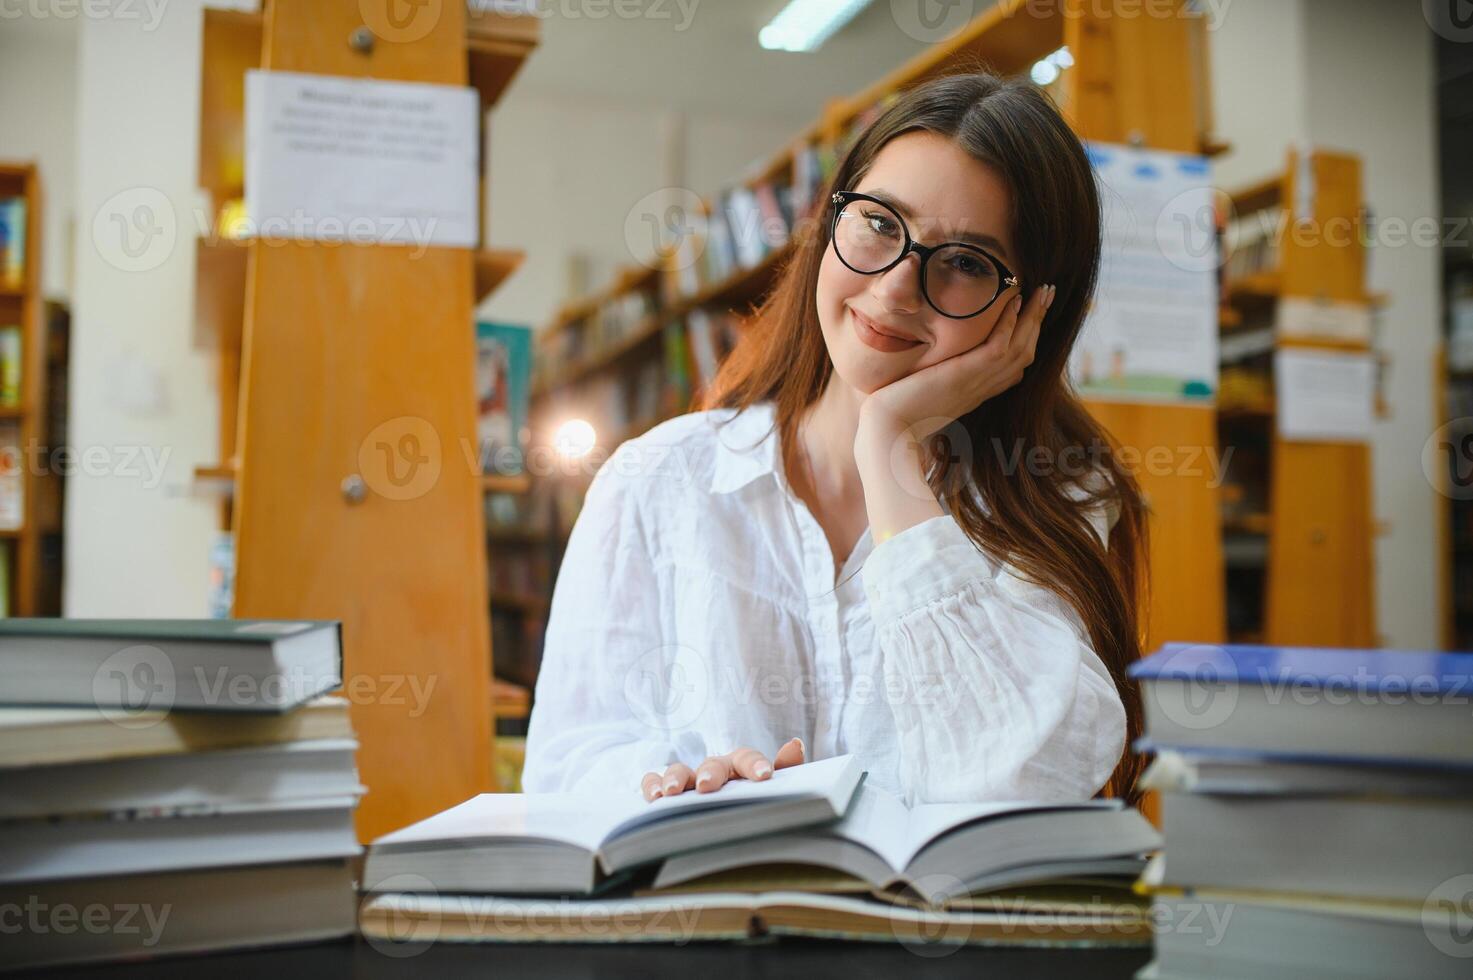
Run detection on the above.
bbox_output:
[1012,296,1023,314]
[696,773,713,790]
[793,737,805,754]
[754,764,773,779]
[664,779,679,793]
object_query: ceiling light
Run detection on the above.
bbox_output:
[759,0,875,53]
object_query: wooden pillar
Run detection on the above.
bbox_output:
[1264,149,1376,647]
[233,0,493,841]
[1063,1,1227,650]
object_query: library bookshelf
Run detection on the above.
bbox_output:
[496,2,1229,819]
[1218,147,1383,648]
[189,3,539,840]
[0,163,58,617]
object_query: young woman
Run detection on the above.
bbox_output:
[522,71,1147,808]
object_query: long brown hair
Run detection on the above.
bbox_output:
[699,70,1149,804]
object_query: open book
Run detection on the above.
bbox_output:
[651,781,1162,905]
[363,754,863,894]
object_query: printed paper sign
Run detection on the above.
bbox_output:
[244,70,478,249]
[1071,144,1219,404]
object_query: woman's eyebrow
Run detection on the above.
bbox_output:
[865,187,1012,260]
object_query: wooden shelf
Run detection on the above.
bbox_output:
[482,472,530,495]
[1224,270,1282,303]
[1218,399,1275,419]
[1223,512,1272,535]
[544,265,662,340]
[532,313,665,398]
[666,243,790,322]
[194,238,249,350]
[491,677,531,721]
[490,590,550,615]
[475,249,524,304]
[1230,176,1283,216]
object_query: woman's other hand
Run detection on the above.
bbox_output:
[641,738,805,801]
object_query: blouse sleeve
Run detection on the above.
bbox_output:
[521,443,708,796]
[860,500,1126,806]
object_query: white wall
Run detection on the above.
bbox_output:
[66,1,221,615]
[0,22,78,301]
[1210,0,1442,648]
[478,90,801,328]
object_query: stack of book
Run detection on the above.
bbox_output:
[0,619,362,969]
[1130,643,1473,980]
[360,755,1162,949]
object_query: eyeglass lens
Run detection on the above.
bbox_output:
[833,197,1003,318]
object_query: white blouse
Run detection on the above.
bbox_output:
[521,400,1125,806]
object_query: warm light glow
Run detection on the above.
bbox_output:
[759,0,874,52]
[552,418,597,459]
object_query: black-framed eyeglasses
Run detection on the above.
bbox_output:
[829,191,1021,320]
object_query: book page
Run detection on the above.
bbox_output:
[371,793,610,853]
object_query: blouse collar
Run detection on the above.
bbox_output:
[707,401,781,495]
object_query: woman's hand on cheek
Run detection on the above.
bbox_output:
[858,283,1054,445]
[640,738,805,802]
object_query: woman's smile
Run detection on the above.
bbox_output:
[850,306,925,353]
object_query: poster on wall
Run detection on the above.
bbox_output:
[1070,143,1219,404]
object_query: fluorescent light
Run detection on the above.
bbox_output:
[759,0,875,53]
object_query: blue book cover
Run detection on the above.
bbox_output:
[475,321,532,476]
[1130,642,1473,696]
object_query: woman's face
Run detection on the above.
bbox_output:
[815,130,1022,395]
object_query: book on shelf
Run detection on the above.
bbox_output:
[475,320,532,477]
[0,323,20,406]
[0,618,343,712]
[1,620,361,970]
[362,754,864,895]
[360,757,1161,948]
[0,196,27,290]
[1129,642,1473,980]
[0,420,21,530]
